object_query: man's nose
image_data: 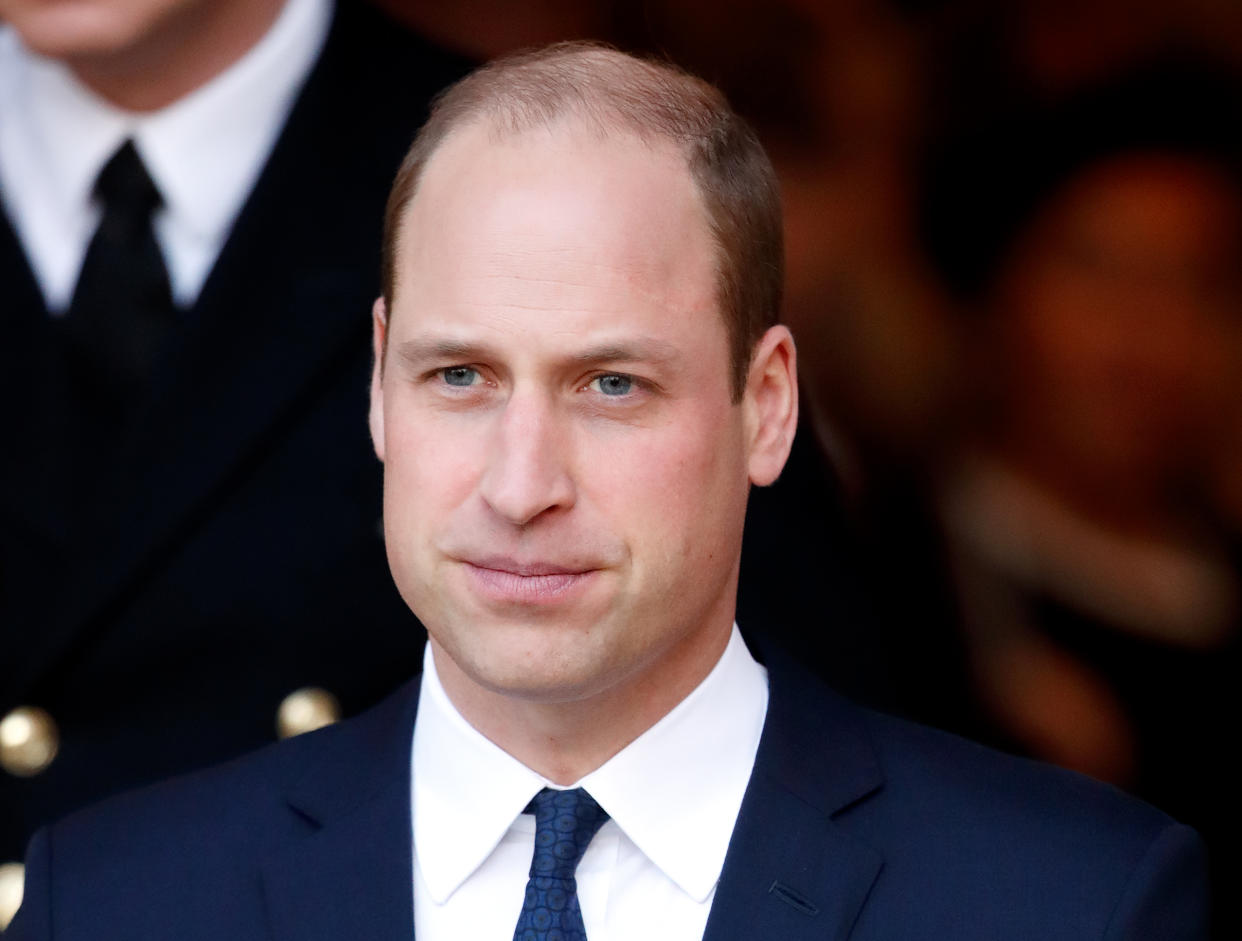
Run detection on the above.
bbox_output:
[478,391,576,526]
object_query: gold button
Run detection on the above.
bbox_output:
[0,707,59,777]
[0,862,24,932]
[276,687,341,740]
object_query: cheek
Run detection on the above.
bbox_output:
[586,407,747,562]
[382,397,483,527]
[381,404,488,617]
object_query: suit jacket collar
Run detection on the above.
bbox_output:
[703,642,885,941]
[264,674,421,941]
[260,643,887,941]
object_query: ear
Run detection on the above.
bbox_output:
[743,325,798,486]
[368,296,388,462]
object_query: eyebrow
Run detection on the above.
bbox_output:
[565,340,681,368]
[394,336,682,371]
[395,338,493,371]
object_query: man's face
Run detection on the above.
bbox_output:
[372,121,778,710]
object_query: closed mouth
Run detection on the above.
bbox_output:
[460,559,599,603]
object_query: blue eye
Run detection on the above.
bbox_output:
[442,366,479,387]
[591,374,633,396]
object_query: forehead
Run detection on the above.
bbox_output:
[390,119,721,352]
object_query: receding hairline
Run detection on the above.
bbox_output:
[387,112,710,295]
[379,40,784,402]
[430,43,731,146]
[384,43,744,302]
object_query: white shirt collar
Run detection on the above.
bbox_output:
[412,624,769,906]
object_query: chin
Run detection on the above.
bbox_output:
[13,23,129,62]
[7,5,157,61]
[466,659,602,706]
[454,626,619,704]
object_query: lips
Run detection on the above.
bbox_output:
[467,555,593,577]
[458,556,600,604]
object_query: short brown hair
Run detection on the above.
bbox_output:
[380,42,783,401]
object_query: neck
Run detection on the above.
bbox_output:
[69,0,288,112]
[430,622,734,785]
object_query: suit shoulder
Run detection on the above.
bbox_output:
[859,705,1176,845]
[10,680,417,939]
[10,735,307,940]
[840,706,1207,936]
[760,646,1182,849]
[37,678,418,897]
[48,716,327,869]
[757,648,1207,936]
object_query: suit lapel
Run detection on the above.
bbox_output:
[263,676,421,941]
[263,773,415,941]
[703,647,886,941]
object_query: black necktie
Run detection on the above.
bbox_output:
[52,139,178,520]
[63,138,176,402]
[512,787,610,941]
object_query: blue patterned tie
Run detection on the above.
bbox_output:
[512,787,610,941]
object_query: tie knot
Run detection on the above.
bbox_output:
[94,140,162,216]
[525,787,609,881]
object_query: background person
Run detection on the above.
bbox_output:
[0,0,469,897]
[917,59,1242,930]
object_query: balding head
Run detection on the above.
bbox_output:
[379,42,783,401]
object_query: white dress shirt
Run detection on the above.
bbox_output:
[0,0,332,311]
[412,624,770,941]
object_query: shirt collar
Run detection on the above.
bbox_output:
[412,624,769,905]
[3,0,331,240]
[0,29,126,229]
[411,645,547,906]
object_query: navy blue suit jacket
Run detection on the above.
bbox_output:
[8,647,1207,940]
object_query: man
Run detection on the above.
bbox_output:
[7,44,1206,940]
[0,0,469,882]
